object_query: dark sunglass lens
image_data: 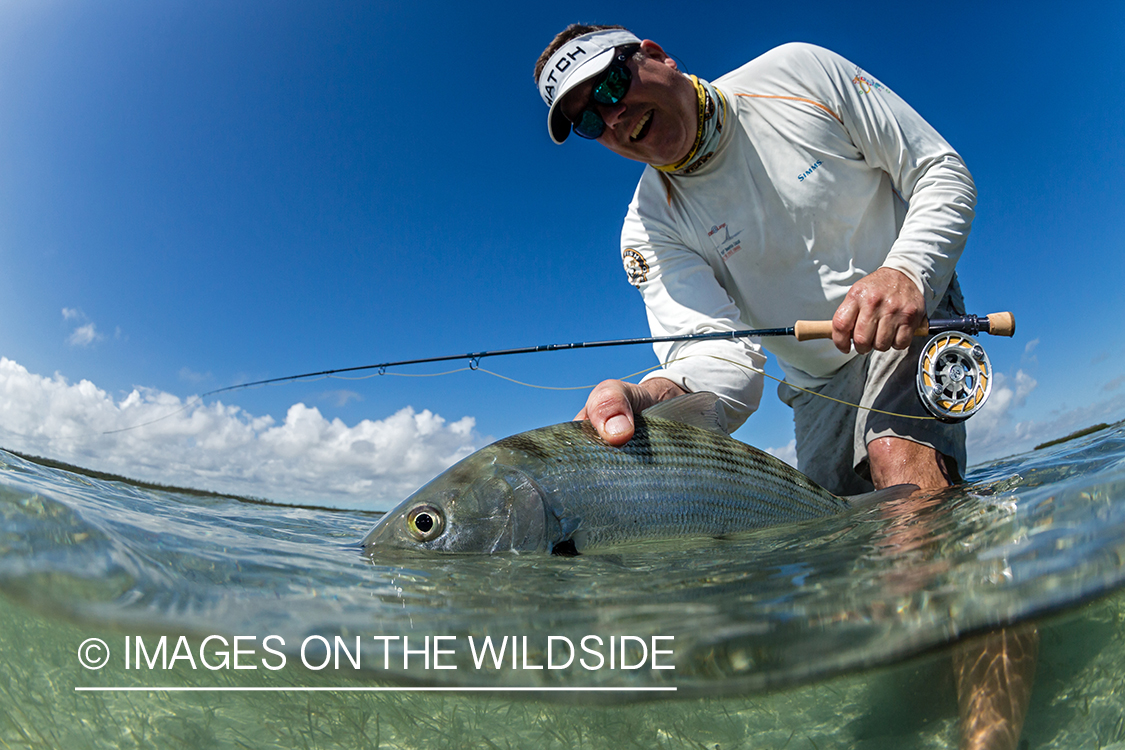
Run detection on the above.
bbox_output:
[573,109,606,139]
[592,65,630,106]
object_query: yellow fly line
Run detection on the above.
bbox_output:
[105,350,937,436]
[316,353,936,421]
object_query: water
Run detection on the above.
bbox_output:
[1,423,1124,749]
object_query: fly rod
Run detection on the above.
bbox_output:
[200,312,1014,399]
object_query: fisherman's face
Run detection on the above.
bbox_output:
[560,40,698,167]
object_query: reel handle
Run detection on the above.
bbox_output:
[793,312,1015,342]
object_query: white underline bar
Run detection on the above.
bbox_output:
[76,686,677,693]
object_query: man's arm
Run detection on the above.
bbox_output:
[609,175,768,437]
[827,47,974,351]
[576,377,686,446]
[773,45,974,354]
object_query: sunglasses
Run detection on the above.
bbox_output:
[570,46,639,140]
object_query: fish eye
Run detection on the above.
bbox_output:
[406,505,445,542]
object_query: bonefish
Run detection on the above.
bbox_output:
[361,393,911,555]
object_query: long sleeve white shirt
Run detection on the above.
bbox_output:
[624,43,976,429]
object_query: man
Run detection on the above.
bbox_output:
[535,26,1035,750]
[535,25,974,495]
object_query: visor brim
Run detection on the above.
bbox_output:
[544,46,617,145]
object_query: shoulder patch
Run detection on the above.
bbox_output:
[622,248,649,288]
[851,66,892,96]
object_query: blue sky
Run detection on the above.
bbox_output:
[1,1,1123,509]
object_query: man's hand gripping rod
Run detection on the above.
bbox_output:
[792,312,1015,341]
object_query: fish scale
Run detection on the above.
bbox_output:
[362,393,869,555]
[519,427,846,550]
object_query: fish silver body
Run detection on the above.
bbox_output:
[362,393,887,555]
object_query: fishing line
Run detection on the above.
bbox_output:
[102,312,1013,434]
[101,366,598,435]
[101,356,926,437]
[102,399,202,435]
[682,354,936,421]
[473,368,595,391]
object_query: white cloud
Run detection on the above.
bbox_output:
[966,369,1038,461]
[1104,374,1125,393]
[179,367,211,384]
[61,308,106,347]
[0,357,483,510]
[67,322,102,347]
[765,439,798,468]
[966,368,1125,464]
[320,389,364,408]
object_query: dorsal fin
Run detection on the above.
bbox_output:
[641,392,729,435]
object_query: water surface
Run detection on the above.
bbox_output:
[1,424,1124,748]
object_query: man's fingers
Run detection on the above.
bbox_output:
[576,377,685,447]
[874,307,919,352]
[852,306,877,355]
[832,298,859,354]
[833,268,925,354]
[581,380,637,446]
[603,414,634,440]
[873,314,900,352]
[853,307,908,354]
[889,312,917,350]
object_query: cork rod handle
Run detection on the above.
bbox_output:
[986,311,1016,337]
[793,312,1016,342]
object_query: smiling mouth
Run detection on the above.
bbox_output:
[630,110,653,142]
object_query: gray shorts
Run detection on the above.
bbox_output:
[778,278,967,495]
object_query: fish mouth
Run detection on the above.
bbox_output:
[630,110,654,142]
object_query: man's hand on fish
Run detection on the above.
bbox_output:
[575,377,686,446]
[830,267,926,355]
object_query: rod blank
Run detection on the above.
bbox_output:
[203,312,1015,398]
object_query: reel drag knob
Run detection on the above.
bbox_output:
[916,332,992,422]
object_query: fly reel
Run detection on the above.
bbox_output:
[916,331,992,422]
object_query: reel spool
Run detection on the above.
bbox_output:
[916,332,992,423]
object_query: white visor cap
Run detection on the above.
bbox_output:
[537,29,642,144]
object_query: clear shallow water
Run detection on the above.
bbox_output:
[1,424,1124,748]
